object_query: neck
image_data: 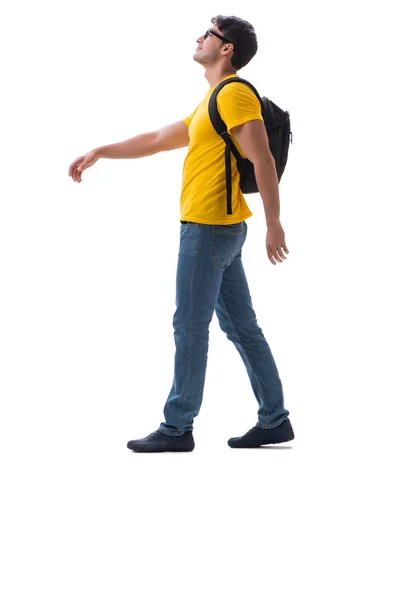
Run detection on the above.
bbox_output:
[204,65,237,88]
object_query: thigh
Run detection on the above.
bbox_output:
[174,223,223,327]
[215,245,258,330]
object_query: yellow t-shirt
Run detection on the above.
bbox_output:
[181,74,264,225]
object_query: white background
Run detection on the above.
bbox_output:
[1,0,399,597]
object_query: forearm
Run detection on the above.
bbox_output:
[253,158,281,225]
[94,131,159,159]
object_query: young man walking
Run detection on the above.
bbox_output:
[68,15,294,452]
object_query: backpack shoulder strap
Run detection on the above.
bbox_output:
[208,76,264,136]
[208,77,264,215]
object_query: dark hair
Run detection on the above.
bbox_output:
[211,15,258,70]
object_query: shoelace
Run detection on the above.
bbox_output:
[146,430,165,440]
[247,426,259,435]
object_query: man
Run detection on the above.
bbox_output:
[68,15,294,452]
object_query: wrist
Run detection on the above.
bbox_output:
[93,147,104,158]
[266,216,280,226]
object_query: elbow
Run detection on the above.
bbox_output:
[252,154,275,169]
[151,130,164,154]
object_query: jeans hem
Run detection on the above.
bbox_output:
[256,416,289,430]
[158,426,192,437]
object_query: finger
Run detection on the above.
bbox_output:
[77,164,84,182]
[268,248,277,265]
[70,161,79,181]
[74,163,80,182]
[272,248,283,263]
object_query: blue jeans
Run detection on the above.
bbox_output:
[158,220,290,437]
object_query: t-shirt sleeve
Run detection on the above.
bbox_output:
[184,103,200,127]
[217,82,263,135]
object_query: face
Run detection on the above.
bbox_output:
[193,26,233,65]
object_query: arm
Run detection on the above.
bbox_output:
[231,119,280,226]
[95,120,190,159]
[232,119,289,265]
[69,120,190,183]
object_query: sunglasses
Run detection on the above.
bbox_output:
[204,28,233,46]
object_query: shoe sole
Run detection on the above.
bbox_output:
[127,446,195,452]
[228,434,294,448]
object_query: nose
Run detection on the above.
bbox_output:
[196,35,203,44]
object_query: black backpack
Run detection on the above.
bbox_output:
[208,76,293,215]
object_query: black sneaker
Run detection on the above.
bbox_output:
[127,429,195,453]
[228,418,294,448]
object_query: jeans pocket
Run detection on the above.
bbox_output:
[211,222,246,268]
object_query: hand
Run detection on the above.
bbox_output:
[266,220,289,265]
[68,149,100,183]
